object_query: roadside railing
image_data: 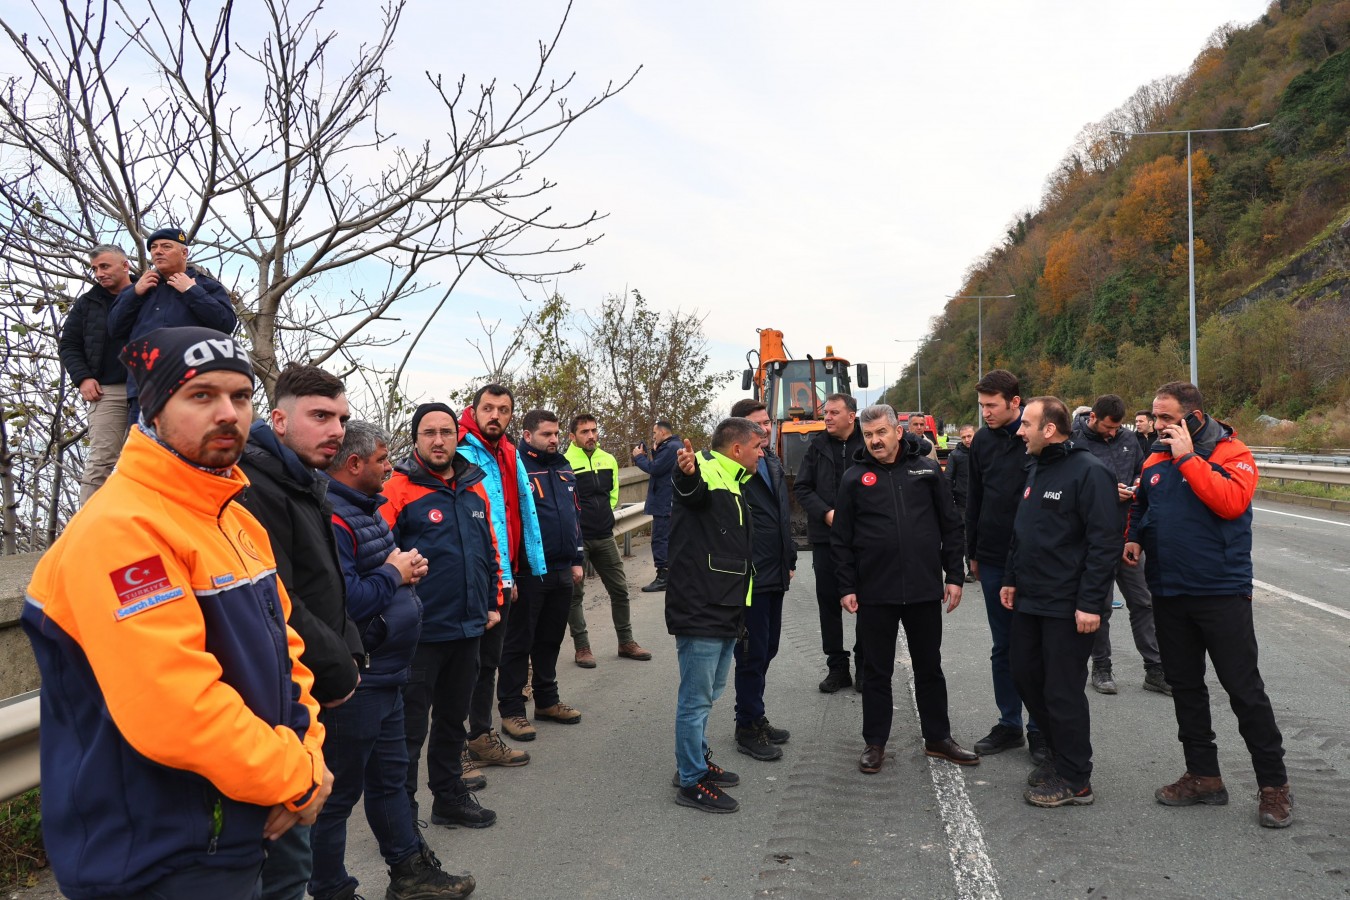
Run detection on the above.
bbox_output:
[0,690,39,802]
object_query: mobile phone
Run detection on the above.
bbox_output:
[1183,411,1203,437]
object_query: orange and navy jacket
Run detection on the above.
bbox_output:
[380,452,504,641]
[1125,420,1257,598]
[23,427,326,899]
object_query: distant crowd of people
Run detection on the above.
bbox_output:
[27,231,1290,899]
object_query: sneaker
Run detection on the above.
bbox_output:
[964,570,977,584]
[574,647,597,668]
[973,724,1025,756]
[1111,597,1124,609]
[1027,730,1050,765]
[459,749,487,791]
[1090,667,1118,695]
[1024,774,1094,807]
[466,730,530,767]
[501,715,536,742]
[1027,755,1057,787]
[1143,669,1172,695]
[618,641,653,661]
[535,702,582,724]
[1258,784,1293,828]
[674,777,739,813]
[671,751,740,788]
[1155,772,1229,807]
[430,791,497,829]
[641,568,668,592]
[387,844,476,899]
[756,716,789,744]
[818,668,852,693]
[736,724,783,761]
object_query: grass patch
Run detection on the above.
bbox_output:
[0,789,45,889]
[1257,477,1350,502]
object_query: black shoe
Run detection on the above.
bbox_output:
[973,724,1025,756]
[819,668,852,693]
[1028,730,1050,765]
[388,845,476,899]
[1090,666,1118,695]
[964,570,977,584]
[641,568,668,592]
[1027,754,1056,787]
[1024,774,1094,807]
[675,777,739,813]
[1143,668,1172,695]
[670,751,740,788]
[430,791,497,829]
[736,724,783,761]
[756,716,790,744]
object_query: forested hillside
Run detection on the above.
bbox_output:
[892,0,1350,442]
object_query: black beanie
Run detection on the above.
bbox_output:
[120,326,254,421]
[410,402,456,441]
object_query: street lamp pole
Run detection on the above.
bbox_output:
[950,294,1015,376]
[1109,122,1268,388]
[895,338,941,411]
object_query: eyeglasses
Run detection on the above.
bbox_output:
[418,429,456,440]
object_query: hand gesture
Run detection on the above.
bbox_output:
[386,548,425,585]
[165,271,197,293]
[1122,542,1142,567]
[1160,421,1194,459]
[79,378,103,402]
[133,268,160,296]
[676,438,696,475]
[1076,610,1101,634]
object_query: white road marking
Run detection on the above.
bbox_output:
[1253,507,1350,528]
[897,634,1002,900]
[1254,579,1350,623]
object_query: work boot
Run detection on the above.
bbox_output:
[459,748,486,791]
[973,724,1024,755]
[1143,667,1172,695]
[618,640,653,660]
[535,702,582,724]
[500,715,536,742]
[1027,753,1057,787]
[387,844,476,899]
[1155,772,1229,807]
[641,568,668,592]
[1090,665,1117,695]
[756,716,789,744]
[466,729,530,767]
[1028,730,1050,765]
[430,790,497,829]
[674,777,739,813]
[1258,784,1294,828]
[1024,774,1094,808]
[735,723,783,761]
[574,647,597,669]
[818,667,852,693]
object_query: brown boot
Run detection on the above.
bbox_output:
[574,647,597,668]
[459,747,487,791]
[466,729,531,767]
[1155,772,1228,806]
[618,641,653,661]
[1258,783,1293,828]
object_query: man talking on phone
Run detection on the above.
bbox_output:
[1124,381,1292,829]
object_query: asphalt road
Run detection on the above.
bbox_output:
[16,495,1350,899]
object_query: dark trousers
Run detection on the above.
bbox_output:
[811,543,859,672]
[1010,611,1095,788]
[309,687,419,900]
[125,863,262,899]
[977,562,1036,733]
[857,602,950,745]
[1153,594,1286,787]
[1092,553,1162,670]
[734,589,784,727]
[468,596,513,740]
[403,637,479,811]
[258,824,309,900]
[650,513,671,569]
[499,567,574,717]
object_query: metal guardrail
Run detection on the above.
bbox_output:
[1259,462,1350,487]
[612,502,653,557]
[1254,452,1350,468]
[0,690,39,802]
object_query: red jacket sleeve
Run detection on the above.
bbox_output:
[1178,442,1257,520]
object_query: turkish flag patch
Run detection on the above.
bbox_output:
[861,472,877,486]
[110,556,172,605]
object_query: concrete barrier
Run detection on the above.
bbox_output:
[0,554,41,699]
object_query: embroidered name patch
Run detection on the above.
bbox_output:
[110,556,172,605]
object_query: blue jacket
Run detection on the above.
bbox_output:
[380,453,503,642]
[456,431,546,586]
[325,476,422,687]
[518,439,585,571]
[634,434,680,515]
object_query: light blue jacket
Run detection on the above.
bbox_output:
[457,431,547,585]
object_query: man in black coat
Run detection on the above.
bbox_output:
[793,392,866,693]
[59,244,134,503]
[237,363,362,900]
[1000,396,1118,808]
[833,405,978,775]
[728,400,797,762]
[944,424,976,583]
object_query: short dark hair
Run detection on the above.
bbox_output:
[959,423,976,432]
[729,398,767,418]
[1156,381,1203,414]
[975,369,1020,403]
[1091,394,1126,422]
[823,393,856,412]
[1135,410,1153,420]
[654,420,674,433]
[711,416,761,452]
[522,409,559,433]
[569,413,598,435]
[275,362,344,402]
[473,382,514,409]
[1027,396,1071,436]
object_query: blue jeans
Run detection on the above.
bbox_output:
[309,687,420,900]
[734,591,783,728]
[675,635,736,787]
[259,824,310,900]
[978,562,1037,733]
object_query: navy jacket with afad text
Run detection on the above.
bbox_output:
[519,439,586,571]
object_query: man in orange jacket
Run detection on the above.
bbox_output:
[24,326,332,900]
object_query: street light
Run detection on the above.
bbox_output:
[950,294,1015,376]
[1109,122,1269,388]
[895,338,941,412]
